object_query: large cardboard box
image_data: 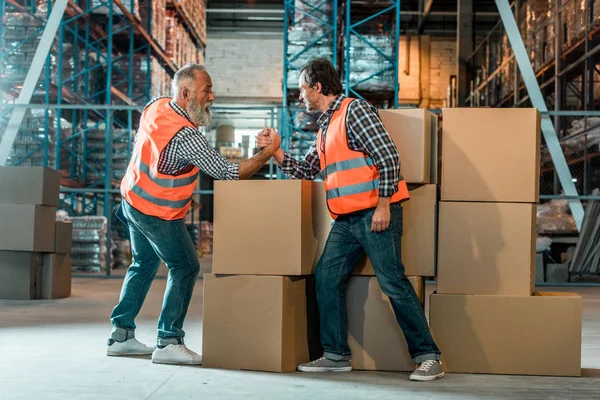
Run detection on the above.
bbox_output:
[41,253,72,299]
[54,221,73,254]
[212,180,331,275]
[0,166,61,207]
[437,201,536,296]
[347,276,423,371]
[0,252,42,299]
[202,274,309,372]
[441,108,541,203]
[379,109,438,184]
[430,292,582,376]
[353,185,437,276]
[0,205,56,252]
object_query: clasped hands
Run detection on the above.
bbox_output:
[255,127,281,155]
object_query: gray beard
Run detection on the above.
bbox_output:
[188,100,211,127]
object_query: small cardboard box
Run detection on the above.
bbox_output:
[430,292,582,376]
[440,108,541,203]
[0,166,61,207]
[41,253,72,299]
[0,205,56,252]
[54,221,73,254]
[0,251,42,300]
[202,274,310,373]
[347,276,424,371]
[212,180,331,275]
[353,185,437,276]
[437,201,536,296]
[379,109,438,184]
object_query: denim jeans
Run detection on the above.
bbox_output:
[316,203,441,364]
[110,201,200,346]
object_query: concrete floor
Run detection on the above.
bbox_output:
[1,279,600,400]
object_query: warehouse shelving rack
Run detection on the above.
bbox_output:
[0,0,206,275]
[464,0,600,198]
[344,0,400,108]
[282,0,339,160]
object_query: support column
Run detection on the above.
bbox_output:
[457,0,474,106]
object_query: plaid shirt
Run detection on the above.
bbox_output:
[280,94,401,197]
[139,97,239,180]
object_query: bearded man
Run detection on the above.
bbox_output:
[106,64,280,365]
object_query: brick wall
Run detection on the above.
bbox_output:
[204,35,284,102]
[398,36,457,108]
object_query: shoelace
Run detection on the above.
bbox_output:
[176,345,198,357]
[416,360,438,372]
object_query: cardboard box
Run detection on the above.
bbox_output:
[202,274,309,372]
[54,221,73,254]
[41,253,72,299]
[0,205,56,252]
[437,202,536,296]
[379,109,438,184]
[0,251,42,299]
[353,185,437,276]
[0,167,60,207]
[430,292,582,376]
[212,180,331,275]
[441,108,541,203]
[347,276,423,371]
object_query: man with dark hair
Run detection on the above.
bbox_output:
[257,58,444,381]
[106,64,280,365]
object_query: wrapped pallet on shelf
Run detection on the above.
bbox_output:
[533,0,555,71]
[179,0,208,45]
[562,0,577,49]
[91,0,141,20]
[348,34,395,93]
[83,126,131,186]
[139,0,166,50]
[595,0,600,27]
[286,0,335,89]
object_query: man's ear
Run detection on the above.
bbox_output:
[314,82,323,94]
[182,87,189,99]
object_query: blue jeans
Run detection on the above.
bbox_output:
[317,203,441,364]
[110,201,200,346]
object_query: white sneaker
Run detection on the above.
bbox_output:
[152,344,202,365]
[106,338,154,356]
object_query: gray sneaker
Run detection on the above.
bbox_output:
[298,356,352,372]
[409,360,445,381]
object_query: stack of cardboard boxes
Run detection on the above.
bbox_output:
[202,108,441,373]
[430,108,582,377]
[202,180,331,372]
[0,167,72,300]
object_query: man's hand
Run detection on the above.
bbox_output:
[371,197,391,232]
[264,128,281,154]
[256,127,272,150]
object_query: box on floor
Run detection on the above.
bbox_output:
[0,251,42,300]
[347,276,424,372]
[42,253,71,299]
[437,201,536,296]
[353,184,437,277]
[0,204,55,252]
[429,292,581,376]
[212,180,331,276]
[54,221,73,254]
[440,108,540,203]
[202,274,311,373]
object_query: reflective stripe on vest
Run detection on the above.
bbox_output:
[126,173,193,209]
[316,156,375,182]
[133,153,199,188]
[326,180,380,200]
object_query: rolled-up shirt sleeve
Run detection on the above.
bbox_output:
[278,142,322,181]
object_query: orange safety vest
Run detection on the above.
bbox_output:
[316,97,409,219]
[121,98,199,220]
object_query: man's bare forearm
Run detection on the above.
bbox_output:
[237,151,273,180]
[377,197,391,208]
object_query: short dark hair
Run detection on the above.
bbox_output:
[300,58,343,96]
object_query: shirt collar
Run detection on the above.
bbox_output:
[317,94,346,129]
